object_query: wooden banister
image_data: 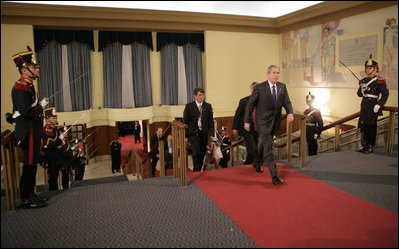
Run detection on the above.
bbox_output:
[274,106,398,157]
[171,120,188,187]
[1,130,19,212]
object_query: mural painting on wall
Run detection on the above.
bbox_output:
[281,20,345,87]
[281,20,398,90]
[382,25,398,90]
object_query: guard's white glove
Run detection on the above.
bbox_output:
[12,111,21,119]
[373,104,380,113]
[314,134,319,140]
[59,133,65,141]
[71,145,76,150]
[39,98,49,108]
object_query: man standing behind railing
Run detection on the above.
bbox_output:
[357,55,389,154]
[233,82,262,172]
[183,87,215,172]
[244,65,294,186]
[150,127,164,177]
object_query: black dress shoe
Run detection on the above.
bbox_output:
[254,165,264,173]
[272,177,284,185]
[357,147,367,152]
[363,147,374,154]
[20,199,48,209]
[32,193,49,202]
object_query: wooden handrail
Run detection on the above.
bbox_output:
[1,129,13,146]
[322,112,360,131]
[383,106,398,112]
[273,106,398,157]
[171,120,188,129]
[221,138,244,153]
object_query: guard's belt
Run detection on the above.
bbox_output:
[363,94,378,99]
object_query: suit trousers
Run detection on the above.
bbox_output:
[260,133,277,178]
[361,123,377,148]
[188,130,206,172]
[243,131,259,165]
[151,157,158,177]
[20,128,41,200]
[306,126,318,156]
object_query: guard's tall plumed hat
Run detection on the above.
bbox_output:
[365,54,379,72]
[12,46,38,70]
[44,107,57,119]
[306,91,315,102]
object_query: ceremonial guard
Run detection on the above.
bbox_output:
[59,128,73,189]
[220,126,232,168]
[75,148,87,181]
[70,139,81,181]
[357,55,389,154]
[10,46,49,208]
[42,107,64,190]
[304,92,324,156]
[110,137,122,173]
[134,121,141,143]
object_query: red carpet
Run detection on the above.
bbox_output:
[119,136,172,177]
[188,164,398,248]
[119,136,147,166]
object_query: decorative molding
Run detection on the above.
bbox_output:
[2,1,397,34]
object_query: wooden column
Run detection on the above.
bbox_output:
[159,140,165,177]
[286,121,292,163]
[1,130,19,212]
[335,124,340,152]
[387,111,395,155]
[172,125,179,179]
[299,118,307,169]
[171,120,188,188]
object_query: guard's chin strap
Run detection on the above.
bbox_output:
[25,66,38,80]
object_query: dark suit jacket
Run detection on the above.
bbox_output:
[150,134,166,159]
[183,101,214,140]
[233,95,255,137]
[244,81,293,135]
[134,124,141,135]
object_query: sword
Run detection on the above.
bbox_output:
[62,114,86,136]
[338,59,360,81]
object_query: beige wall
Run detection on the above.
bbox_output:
[205,31,279,117]
[1,24,35,132]
[1,5,398,132]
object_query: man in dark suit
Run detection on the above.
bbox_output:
[110,137,122,173]
[183,87,215,172]
[10,46,49,208]
[134,121,141,144]
[150,127,165,177]
[233,82,262,170]
[244,65,294,185]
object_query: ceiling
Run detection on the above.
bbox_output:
[6,1,324,18]
[2,1,396,33]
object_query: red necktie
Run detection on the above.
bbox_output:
[252,107,256,123]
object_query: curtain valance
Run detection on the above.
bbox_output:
[98,31,153,51]
[157,33,204,52]
[34,29,94,52]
